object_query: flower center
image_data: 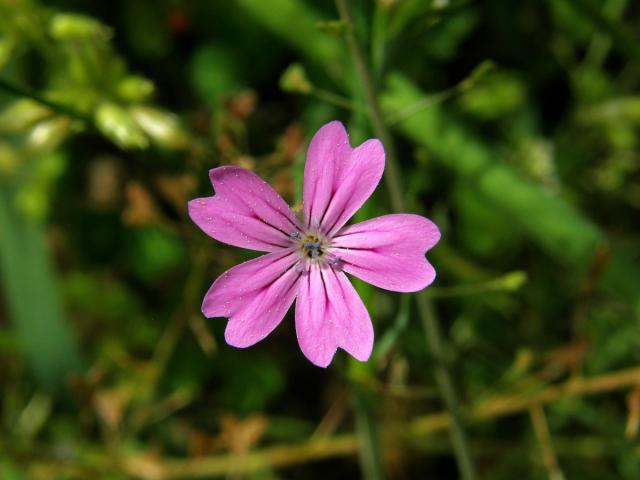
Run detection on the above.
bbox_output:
[302,235,324,259]
[290,231,340,271]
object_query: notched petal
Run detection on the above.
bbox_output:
[295,266,373,367]
[301,120,385,234]
[332,214,440,292]
[203,250,300,348]
[188,166,302,252]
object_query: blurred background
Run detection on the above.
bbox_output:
[1,0,640,478]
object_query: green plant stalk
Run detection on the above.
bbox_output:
[0,76,91,123]
[352,385,386,480]
[334,0,403,213]
[312,87,360,112]
[334,1,477,479]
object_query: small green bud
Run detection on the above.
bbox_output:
[280,63,313,95]
[95,103,149,150]
[117,76,155,102]
[498,270,528,291]
[130,105,188,150]
[50,13,111,40]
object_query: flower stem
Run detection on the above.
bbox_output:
[352,385,387,480]
[334,1,477,479]
[415,294,477,480]
[333,0,404,214]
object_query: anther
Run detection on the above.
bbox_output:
[303,241,322,258]
[326,253,341,267]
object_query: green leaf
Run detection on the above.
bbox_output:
[0,186,83,392]
[381,74,603,267]
[381,74,640,307]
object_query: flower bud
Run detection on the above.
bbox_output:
[129,105,188,150]
[95,103,149,149]
[280,63,313,95]
[117,76,155,102]
[50,13,111,40]
[498,271,527,291]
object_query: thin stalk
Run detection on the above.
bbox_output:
[353,386,386,480]
[334,1,403,213]
[414,294,476,480]
[313,87,361,111]
[386,59,494,126]
[427,271,526,298]
[529,404,566,480]
[0,76,91,123]
[334,1,477,479]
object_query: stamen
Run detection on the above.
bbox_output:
[294,231,341,270]
[326,252,342,269]
[302,240,322,259]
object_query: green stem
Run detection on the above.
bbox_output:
[334,1,477,479]
[352,385,386,480]
[415,294,477,480]
[386,60,493,126]
[313,87,361,111]
[334,0,404,213]
[0,76,91,123]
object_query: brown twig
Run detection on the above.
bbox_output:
[119,366,640,479]
[529,404,565,480]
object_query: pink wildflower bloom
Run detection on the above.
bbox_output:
[188,121,440,367]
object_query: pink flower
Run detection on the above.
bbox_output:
[188,121,440,367]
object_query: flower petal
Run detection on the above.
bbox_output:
[332,214,440,292]
[302,121,351,229]
[189,166,302,252]
[320,139,385,236]
[295,265,373,367]
[202,250,300,348]
[303,121,385,235]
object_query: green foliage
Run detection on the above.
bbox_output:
[1,0,639,478]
